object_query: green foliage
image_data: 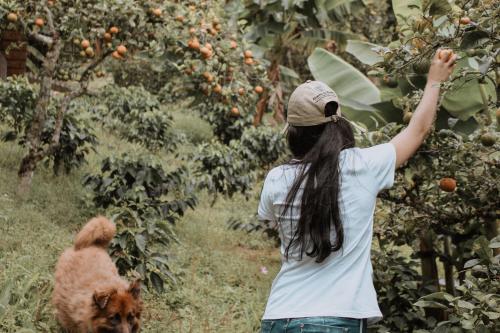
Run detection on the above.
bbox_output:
[110,58,172,93]
[99,85,178,151]
[83,154,197,292]
[0,77,97,174]
[414,236,499,332]
[238,126,286,169]
[193,140,254,198]
[371,247,431,332]
[39,110,97,175]
[0,76,37,133]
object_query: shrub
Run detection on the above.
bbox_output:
[0,76,37,134]
[238,126,286,169]
[100,85,178,152]
[83,154,197,292]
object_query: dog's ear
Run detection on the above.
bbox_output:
[93,289,116,309]
[128,279,141,299]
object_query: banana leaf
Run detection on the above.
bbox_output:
[346,40,384,66]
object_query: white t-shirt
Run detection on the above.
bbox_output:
[258,143,396,322]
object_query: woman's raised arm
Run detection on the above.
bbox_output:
[390,49,457,168]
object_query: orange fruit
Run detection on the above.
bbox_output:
[200,47,211,58]
[81,39,90,49]
[7,13,17,23]
[230,107,240,117]
[438,49,452,61]
[205,43,212,50]
[117,45,127,56]
[152,8,162,17]
[112,51,122,60]
[48,0,54,6]
[189,39,200,50]
[189,27,196,35]
[109,26,119,34]
[254,86,263,94]
[209,28,217,36]
[238,88,245,96]
[35,18,44,27]
[459,17,471,25]
[213,84,222,94]
[175,15,184,22]
[439,178,456,192]
[244,57,254,65]
[214,23,222,31]
[202,71,212,80]
[230,40,237,49]
[103,32,112,42]
[188,5,196,11]
[244,50,253,58]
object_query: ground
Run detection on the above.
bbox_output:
[0,106,280,332]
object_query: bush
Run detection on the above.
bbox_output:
[239,126,286,169]
[100,85,178,152]
[0,77,97,174]
[110,58,172,94]
[83,154,197,292]
[193,140,254,199]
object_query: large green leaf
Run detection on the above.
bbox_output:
[392,0,422,31]
[307,48,381,107]
[346,40,384,66]
[442,59,496,121]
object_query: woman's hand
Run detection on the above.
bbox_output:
[428,49,457,84]
[390,49,457,168]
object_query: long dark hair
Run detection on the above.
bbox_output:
[282,115,355,263]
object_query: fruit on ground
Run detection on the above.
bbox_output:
[81,39,90,49]
[244,50,253,58]
[459,17,471,24]
[109,26,119,34]
[480,133,496,147]
[230,107,240,117]
[35,18,44,27]
[117,45,127,56]
[439,178,456,192]
[254,86,263,94]
[7,13,17,22]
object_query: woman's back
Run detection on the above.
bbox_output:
[258,144,395,322]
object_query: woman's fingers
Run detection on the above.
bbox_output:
[446,54,458,67]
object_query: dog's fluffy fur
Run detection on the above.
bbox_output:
[53,216,142,333]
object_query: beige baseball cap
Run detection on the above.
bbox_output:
[284,80,341,131]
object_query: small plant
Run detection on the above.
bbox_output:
[101,85,178,152]
[83,154,197,292]
[193,140,254,200]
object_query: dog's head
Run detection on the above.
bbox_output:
[91,280,143,333]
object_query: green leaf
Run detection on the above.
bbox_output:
[392,0,422,29]
[442,60,496,121]
[135,233,147,253]
[482,311,500,320]
[307,48,381,107]
[457,300,476,310]
[414,300,448,309]
[427,0,452,16]
[464,258,480,269]
[345,40,384,66]
[150,272,164,293]
[489,242,500,249]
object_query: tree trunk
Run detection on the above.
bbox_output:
[443,236,455,295]
[419,231,446,320]
[17,37,62,196]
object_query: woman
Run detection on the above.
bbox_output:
[258,50,457,333]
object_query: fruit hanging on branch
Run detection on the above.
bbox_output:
[7,12,18,22]
[35,18,44,27]
[480,133,496,147]
[230,107,240,117]
[439,178,457,192]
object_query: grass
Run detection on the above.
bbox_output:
[0,108,280,332]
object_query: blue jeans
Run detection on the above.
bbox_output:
[260,317,367,333]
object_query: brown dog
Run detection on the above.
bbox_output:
[52,216,143,333]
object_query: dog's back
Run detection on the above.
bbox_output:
[52,217,130,331]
